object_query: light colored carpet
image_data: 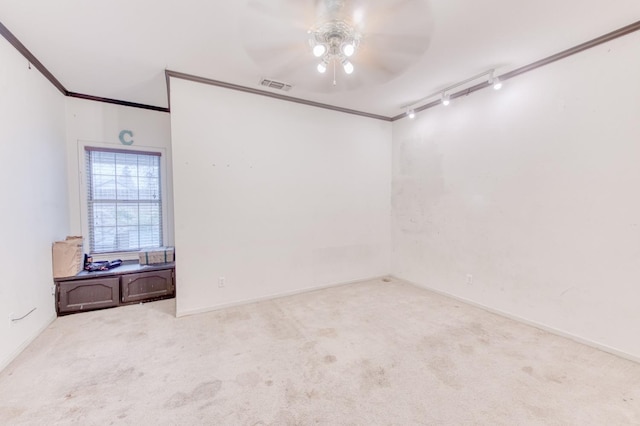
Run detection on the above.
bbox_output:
[0,277,639,425]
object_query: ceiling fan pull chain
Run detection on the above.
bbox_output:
[333,60,337,86]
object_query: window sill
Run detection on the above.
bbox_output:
[90,251,140,262]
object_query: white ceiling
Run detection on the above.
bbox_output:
[1,0,639,117]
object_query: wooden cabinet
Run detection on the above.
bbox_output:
[55,262,175,315]
[122,269,174,303]
[58,277,120,313]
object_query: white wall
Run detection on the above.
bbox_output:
[65,97,174,257]
[170,78,391,316]
[0,37,68,370]
[391,32,640,360]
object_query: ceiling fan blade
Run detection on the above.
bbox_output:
[363,33,431,55]
[265,53,317,82]
[350,51,412,86]
[362,0,426,26]
[240,0,434,93]
[245,0,315,29]
[244,43,308,66]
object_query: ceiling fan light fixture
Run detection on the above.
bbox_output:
[309,17,360,83]
[342,42,355,57]
[313,44,327,58]
[342,60,354,75]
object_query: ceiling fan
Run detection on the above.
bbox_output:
[241,0,433,92]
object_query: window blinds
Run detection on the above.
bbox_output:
[85,147,163,253]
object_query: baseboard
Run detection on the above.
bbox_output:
[0,313,57,373]
[392,275,640,365]
[176,275,388,318]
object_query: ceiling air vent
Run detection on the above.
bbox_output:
[259,78,293,92]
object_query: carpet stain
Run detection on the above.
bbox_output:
[109,367,135,383]
[270,410,298,425]
[261,309,302,340]
[324,355,337,364]
[125,331,148,342]
[164,380,222,409]
[0,407,26,421]
[317,328,338,338]
[115,405,133,420]
[198,401,215,411]
[469,322,492,345]
[302,340,318,351]
[428,356,461,389]
[221,310,251,323]
[92,316,122,325]
[236,371,261,387]
[265,380,274,386]
[458,344,475,355]
[418,333,451,351]
[524,403,552,418]
[522,366,534,375]
[360,360,391,390]
[545,374,565,384]
[305,389,319,399]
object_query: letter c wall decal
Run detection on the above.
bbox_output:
[119,130,134,145]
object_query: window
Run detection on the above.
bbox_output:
[85,147,163,253]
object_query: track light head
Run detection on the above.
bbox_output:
[407,109,415,119]
[488,70,502,90]
[441,92,451,106]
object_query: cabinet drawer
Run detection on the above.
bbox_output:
[121,269,174,303]
[58,277,120,313]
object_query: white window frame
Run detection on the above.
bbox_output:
[78,141,169,261]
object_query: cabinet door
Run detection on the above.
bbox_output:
[58,277,120,314]
[121,269,174,303]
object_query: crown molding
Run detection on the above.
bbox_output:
[0,20,169,113]
[165,70,392,122]
[3,18,640,120]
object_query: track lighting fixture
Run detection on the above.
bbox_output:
[407,109,415,119]
[401,68,505,119]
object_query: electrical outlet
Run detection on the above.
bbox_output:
[51,285,56,296]
[218,277,225,288]
[466,274,473,285]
